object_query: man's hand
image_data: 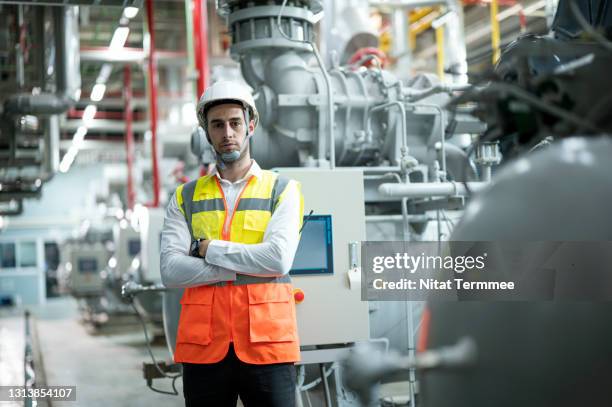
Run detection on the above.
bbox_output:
[198,239,212,258]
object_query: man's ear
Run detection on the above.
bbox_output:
[248,120,255,135]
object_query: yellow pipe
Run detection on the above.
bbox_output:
[409,10,440,36]
[436,26,445,81]
[409,7,434,24]
[490,0,501,64]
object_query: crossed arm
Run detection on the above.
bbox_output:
[160,181,302,289]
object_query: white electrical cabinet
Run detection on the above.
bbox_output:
[277,168,370,347]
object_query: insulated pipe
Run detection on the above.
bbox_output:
[378,181,488,198]
[145,0,161,208]
[193,0,209,95]
[124,65,136,210]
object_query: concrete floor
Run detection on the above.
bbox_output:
[2,297,185,407]
[0,314,24,407]
[1,297,412,407]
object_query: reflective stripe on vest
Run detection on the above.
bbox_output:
[173,170,301,365]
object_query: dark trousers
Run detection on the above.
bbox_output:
[182,344,296,407]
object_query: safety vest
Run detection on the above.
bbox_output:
[173,169,302,364]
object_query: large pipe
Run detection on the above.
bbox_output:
[41,115,60,181]
[124,65,136,210]
[4,93,72,115]
[5,6,81,115]
[16,5,25,88]
[145,0,161,208]
[378,181,489,198]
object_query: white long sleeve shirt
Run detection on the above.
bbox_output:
[160,160,302,289]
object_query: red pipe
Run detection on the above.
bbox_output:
[124,65,136,210]
[518,9,527,32]
[192,0,209,96]
[145,0,161,208]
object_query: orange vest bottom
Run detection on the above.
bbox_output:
[174,282,300,365]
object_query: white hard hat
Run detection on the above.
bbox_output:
[196,81,259,131]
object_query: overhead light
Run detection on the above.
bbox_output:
[90,83,106,102]
[123,6,139,19]
[83,104,97,126]
[96,64,113,84]
[73,126,88,148]
[59,146,78,173]
[109,26,130,51]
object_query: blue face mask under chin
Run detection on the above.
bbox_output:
[220,150,241,162]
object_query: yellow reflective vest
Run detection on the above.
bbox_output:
[173,170,303,364]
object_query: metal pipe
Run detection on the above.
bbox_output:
[407,301,417,407]
[365,214,431,223]
[193,0,209,96]
[404,83,472,103]
[401,198,410,240]
[358,166,402,173]
[121,281,167,298]
[369,0,452,8]
[145,0,161,208]
[379,181,488,198]
[319,363,333,407]
[414,103,446,180]
[16,5,25,88]
[41,115,60,181]
[124,65,136,210]
[480,165,491,182]
[310,42,335,169]
[367,101,407,157]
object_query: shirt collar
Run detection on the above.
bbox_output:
[209,159,262,183]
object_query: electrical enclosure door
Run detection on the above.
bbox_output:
[277,168,370,346]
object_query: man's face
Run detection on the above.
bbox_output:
[206,103,255,156]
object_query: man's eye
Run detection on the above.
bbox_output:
[231,121,242,128]
[213,123,223,129]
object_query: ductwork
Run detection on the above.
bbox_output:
[0,6,80,206]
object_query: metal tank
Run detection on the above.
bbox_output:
[420,137,612,407]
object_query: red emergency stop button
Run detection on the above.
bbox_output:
[293,288,305,304]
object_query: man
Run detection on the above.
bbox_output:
[160,81,304,407]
